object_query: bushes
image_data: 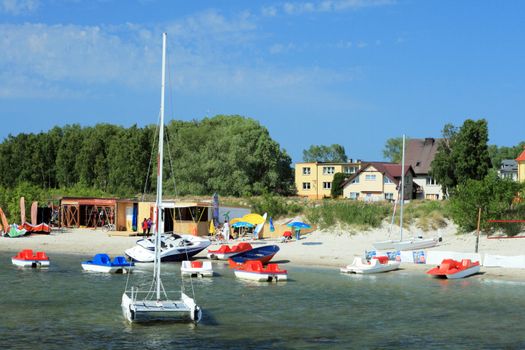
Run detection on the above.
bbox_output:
[305,201,391,230]
[448,172,524,233]
[248,194,303,218]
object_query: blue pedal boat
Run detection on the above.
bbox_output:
[228,245,280,265]
[82,254,134,273]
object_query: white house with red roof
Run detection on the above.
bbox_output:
[341,162,416,202]
[517,148,525,183]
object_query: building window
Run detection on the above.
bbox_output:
[426,177,437,185]
[365,174,376,181]
[302,167,311,175]
[343,166,358,174]
[384,177,393,184]
[323,182,332,189]
[385,193,394,200]
[349,192,359,200]
[302,182,311,190]
[351,176,360,184]
[323,166,335,175]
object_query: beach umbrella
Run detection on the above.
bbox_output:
[229,217,242,225]
[232,221,255,228]
[242,213,265,225]
[286,221,312,229]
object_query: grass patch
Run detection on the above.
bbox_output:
[304,201,391,230]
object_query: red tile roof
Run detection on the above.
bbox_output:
[517,149,525,161]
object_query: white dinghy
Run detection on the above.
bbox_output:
[121,33,201,324]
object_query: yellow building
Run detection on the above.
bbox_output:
[517,149,525,182]
[295,161,362,199]
[341,163,415,202]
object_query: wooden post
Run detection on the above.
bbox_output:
[475,207,482,253]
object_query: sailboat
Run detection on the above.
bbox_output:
[121,33,202,323]
[373,135,438,251]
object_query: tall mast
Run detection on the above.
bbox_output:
[399,134,405,241]
[155,32,167,300]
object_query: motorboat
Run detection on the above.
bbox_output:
[426,259,480,279]
[232,260,288,282]
[125,233,211,263]
[207,242,253,260]
[121,33,202,324]
[12,249,50,268]
[340,256,400,274]
[82,254,134,273]
[181,260,213,277]
[228,245,280,265]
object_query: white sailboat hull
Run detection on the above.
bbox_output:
[340,257,400,274]
[393,238,438,251]
[373,238,438,251]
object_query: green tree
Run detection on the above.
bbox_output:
[302,144,347,162]
[382,137,405,163]
[331,172,346,198]
[431,119,491,197]
[449,171,524,233]
[488,142,525,169]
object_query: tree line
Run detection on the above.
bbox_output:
[0,115,295,198]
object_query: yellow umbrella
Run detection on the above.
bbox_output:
[242,213,265,225]
[209,220,215,234]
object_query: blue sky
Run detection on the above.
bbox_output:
[1,0,524,163]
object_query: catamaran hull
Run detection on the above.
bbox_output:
[11,258,49,268]
[234,270,288,282]
[121,292,202,323]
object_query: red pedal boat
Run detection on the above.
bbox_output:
[427,259,480,279]
[12,249,50,268]
[231,260,288,282]
[207,242,252,260]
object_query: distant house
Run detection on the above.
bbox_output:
[517,149,525,183]
[295,160,362,199]
[498,159,518,181]
[341,162,416,202]
[404,138,444,200]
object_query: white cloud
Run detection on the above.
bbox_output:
[0,9,356,100]
[261,6,277,17]
[1,0,38,15]
[279,0,394,15]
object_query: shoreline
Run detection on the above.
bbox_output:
[2,228,525,281]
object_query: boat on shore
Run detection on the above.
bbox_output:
[207,242,253,260]
[232,260,288,282]
[426,259,480,279]
[340,256,400,274]
[181,260,213,277]
[82,254,134,273]
[228,245,280,265]
[12,249,50,268]
[125,233,211,263]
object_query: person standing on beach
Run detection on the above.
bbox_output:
[222,220,230,241]
[147,218,152,236]
[295,227,301,241]
[142,218,148,236]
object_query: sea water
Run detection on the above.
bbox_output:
[0,252,524,349]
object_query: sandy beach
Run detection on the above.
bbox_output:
[2,224,525,280]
